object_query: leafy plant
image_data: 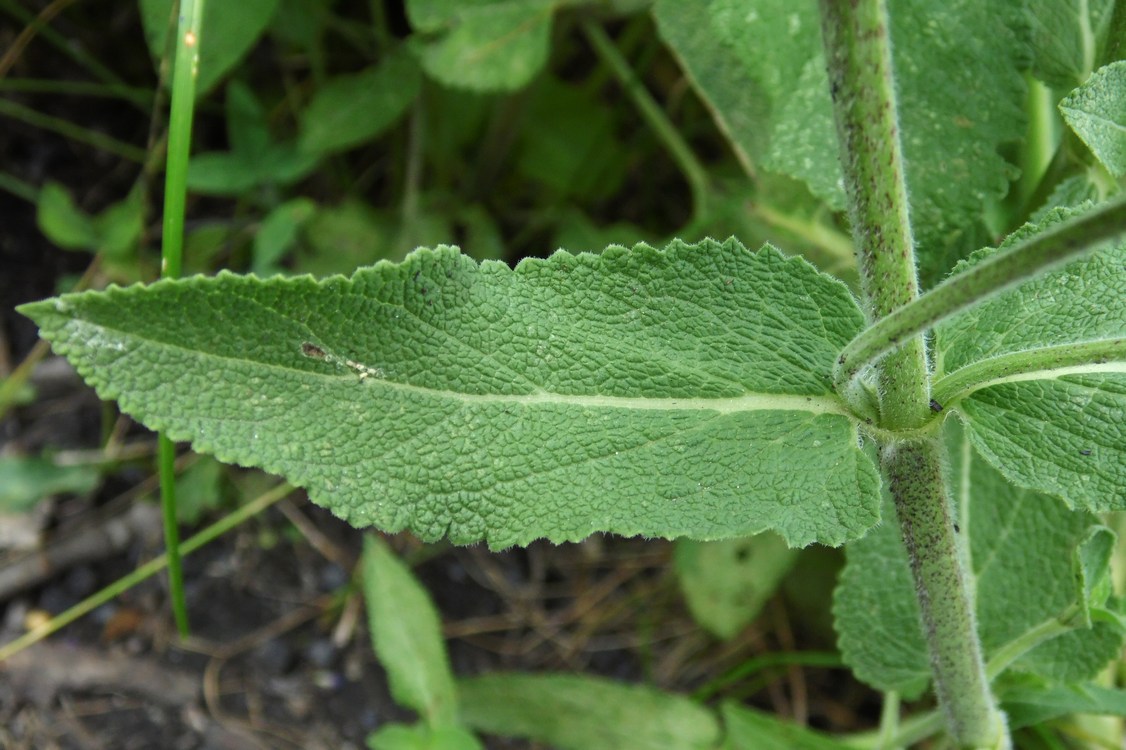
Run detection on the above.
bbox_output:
[9,0,1126,748]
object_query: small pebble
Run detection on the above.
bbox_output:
[305,637,337,668]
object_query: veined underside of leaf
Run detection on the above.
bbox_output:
[20,239,880,548]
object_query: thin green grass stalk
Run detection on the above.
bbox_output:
[0,170,37,202]
[0,98,147,162]
[158,0,206,638]
[0,482,294,663]
[0,77,155,103]
[581,20,710,225]
[0,0,148,111]
[691,651,843,702]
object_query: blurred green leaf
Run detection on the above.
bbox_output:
[299,200,395,274]
[408,0,553,91]
[0,455,101,513]
[1027,0,1117,89]
[175,455,225,524]
[363,535,460,727]
[37,182,142,258]
[675,533,797,640]
[225,81,271,161]
[37,182,99,251]
[367,723,483,750]
[1003,680,1126,730]
[92,186,144,259]
[298,49,423,156]
[722,702,853,750]
[1060,61,1126,176]
[253,197,317,275]
[516,78,627,200]
[458,673,721,750]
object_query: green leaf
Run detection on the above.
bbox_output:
[675,533,797,640]
[19,240,879,548]
[362,535,459,726]
[1074,527,1116,624]
[1060,61,1126,176]
[92,187,144,259]
[833,422,1123,697]
[37,182,99,251]
[139,0,280,96]
[1027,0,1117,88]
[253,197,317,275]
[224,81,271,161]
[367,724,483,750]
[175,455,225,524]
[298,49,422,156]
[408,1,553,91]
[0,455,101,513]
[1002,681,1126,730]
[934,205,1126,511]
[299,200,396,275]
[653,0,1025,280]
[721,702,853,750]
[457,673,720,750]
[1030,172,1101,223]
[515,78,628,200]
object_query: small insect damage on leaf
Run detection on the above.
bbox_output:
[300,342,384,380]
[301,342,327,359]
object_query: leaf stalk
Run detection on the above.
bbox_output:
[835,195,1126,400]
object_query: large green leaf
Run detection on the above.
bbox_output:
[653,0,1026,280]
[834,422,1123,697]
[934,205,1126,511]
[1027,0,1117,88]
[362,536,459,726]
[1060,61,1126,177]
[19,240,879,548]
[457,673,720,750]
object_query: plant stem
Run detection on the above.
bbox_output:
[932,339,1126,407]
[818,0,928,431]
[0,98,147,162]
[818,1,1007,746]
[582,19,710,225]
[883,438,1005,748]
[158,0,206,638]
[835,194,1126,397]
[0,482,294,663]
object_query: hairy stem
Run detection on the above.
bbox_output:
[883,439,1006,748]
[932,339,1126,407]
[818,0,928,430]
[818,1,1007,746]
[835,194,1126,396]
